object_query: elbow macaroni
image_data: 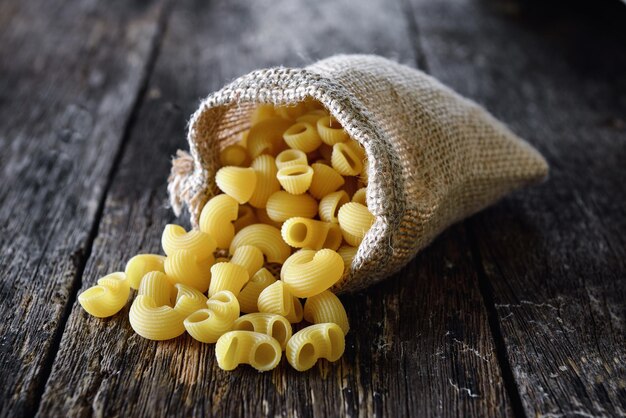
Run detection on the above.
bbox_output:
[237,268,276,313]
[281,217,342,251]
[286,323,345,371]
[303,290,350,335]
[215,331,282,372]
[230,245,264,277]
[265,191,318,222]
[233,313,292,349]
[281,249,344,298]
[161,224,216,261]
[164,249,213,293]
[215,166,257,204]
[184,290,240,343]
[230,224,291,264]
[124,254,166,290]
[248,155,280,208]
[199,194,239,249]
[78,272,130,318]
[208,262,249,297]
[257,281,303,323]
[337,202,375,246]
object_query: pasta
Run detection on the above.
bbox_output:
[184,290,240,343]
[281,249,344,298]
[318,191,349,223]
[282,122,322,152]
[257,281,303,324]
[276,165,314,195]
[215,331,282,372]
[338,202,375,246]
[164,249,213,293]
[219,144,250,167]
[296,109,327,125]
[230,245,264,277]
[275,149,308,169]
[199,194,239,249]
[281,217,342,251]
[285,323,345,371]
[254,207,283,229]
[237,268,276,313]
[317,116,349,145]
[138,271,173,306]
[246,118,292,158]
[161,224,216,261]
[308,163,345,199]
[265,191,318,222]
[345,138,366,161]
[208,262,249,297]
[248,155,280,208]
[233,204,258,232]
[351,187,367,205]
[303,290,350,335]
[124,254,166,290]
[250,104,276,124]
[275,103,308,120]
[331,142,363,176]
[337,245,358,271]
[230,224,291,264]
[233,313,292,349]
[172,283,209,318]
[215,166,257,204]
[78,272,130,318]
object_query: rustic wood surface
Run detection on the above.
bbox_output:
[0,0,624,417]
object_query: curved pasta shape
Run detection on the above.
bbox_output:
[337,245,358,271]
[129,295,186,341]
[230,224,291,264]
[286,323,345,371]
[345,138,366,161]
[219,144,250,167]
[318,191,350,223]
[215,166,257,204]
[331,142,363,176]
[125,254,166,290]
[199,194,239,249]
[317,116,349,145]
[282,122,322,153]
[303,291,350,335]
[238,268,276,313]
[275,102,308,120]
[248,155,280,208]
[233,313,292,349]
[351,187,367,206]
[208,262,249,297]
[277,165,314,195]
[164,249,213,293]
[254,207,283,229]
[275,149,308,170]
[250,104,277,124]
[78,272,130,318]
[238,130,249,148]
[138,271,173,306]
[247,118,292,158]
[281,249,344,298]
[265,191,318,222]
[308,163,345,200]
[161,224,216,261]
[296,109,327,125]
[215,331,282,372]
[206,290,241,320]
[281,217,341,250]
[257,281,303,323]
[233,204,258,232]
[323,223,343,251]
[338,202,375,246]
[172,283,208,318]
[184,290,240,343]
[230,245,264,277]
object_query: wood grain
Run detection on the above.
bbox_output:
[37,0,511,416]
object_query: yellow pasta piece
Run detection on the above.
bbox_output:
[247,118,292,158]
[233,313,292,349]
[230,224,291,263]
[164,249,213,293]
[281,249,344,298]
[265,191,318,222]
[286,323,345,371]
[219,144,250,167]
[238,268,276,313]
[274,102,308,120]
[281,217,342,251]
[303,291,350,335]
[129,295,186,340]
[351,187,367,206]
[124,254,166,290]
[230,245,264,277]
[248,155,280,208]
[254,207,284,229]
[161,224,216,261]
[138,271,173,306]
[208,262,249,297]
[172,283,209,318]
[233,204,258,232]
[331,142,363,176]
[282,122,322,153]
[238,130,249,148]
[184,290,240,343]
[317,116,349,145]
[338,202,375,246]
[275,149,308,170]
[215,166,257,204]
[318,191,350,223]
[215,331,282,372]
[250,104,277,124]
[337,245,358,271]
[257,281,303,324]
[308,163,345,199]
[78,272,130,318]
[345,138,366,161]
[199,194,239,249]
[296,109,327,125]
[276,165,314,195]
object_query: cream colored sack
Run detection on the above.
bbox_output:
[168,55,548,293]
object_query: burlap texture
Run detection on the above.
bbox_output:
[168,55,548,293]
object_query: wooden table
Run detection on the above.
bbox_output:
[1,0,624,416]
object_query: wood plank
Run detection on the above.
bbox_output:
[38,0,512,416]
[407,0,626,416]
[0,0,167,416]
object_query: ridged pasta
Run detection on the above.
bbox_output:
[230,224,291,264]
[345,139,366,161]
[199,194,239,249]
[246,118,292,158]
[219,144,250,167]
[296,109,327,125]
[124,254,166,290]
[215,331,282,372]
[282,122,322,152]
[265,191,318,222]
[308,163,345,199]
[78,272,130,318]
[317,116,349,145]
[248,155,280,208]
[303,291,350,335]
[254,207,283,229]
[161,224,216,261]
[281,249,344,298]
[129,295,186,340]
[238,130,249,148]
[233,204,258,232]
[351,187,367,206]
[164,249,213,293]
[230,245,264,277]
[281,217,342,251]
[184,290,240,343]
[172,283,208,318]
[338,202,375,246]
[337,245,358,271]
[237,268,276,313]
[215,166,257,204]
[318,191,350,223]
[275,149,308,169]
[257,281,303,323]
[277,165,314,195]
[286,323,345,371]
[233,313,292,349]
[138,271,173,306]
[208,262,249,297]
[331,142,363,176]
[250,104,276,124]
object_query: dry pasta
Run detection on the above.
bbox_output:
[172,283,208,318]
[78,272,130,318]
[318,191,349,223]
[338,202,375,246]
[351,187,367,205]
[265,191,318,222]
[337,245,358,271]
[331,142,363,176]
[308,163,345,199]
[276,165,314,195]
[257,281,303,324]
[184,290,240,343]
[281,249,344,298]
[199,193,239,249]
[274,102,308,120]
[248,155,280,208]
[246,118,292,158]
[219,144,250,167]
[233,313,292,350]
[215,166,257,204]
[303,290,350,335]
[215,331,282,372]
[317,116,349,145]
[124,254,166,290]
[286,323,345,371]
[208,262,249,297]
[233,204,258,232]
[237,268,276,313]
[345,138,366,161]
[164,249,213,293]
[230,245,264,277]
[161,224,216,261]
[282,122,322,152]
[254,207,283,229]
[296,109,327,125]
[250,104,276,124]
[138,271,173,306]
[275,149,308,169]
[281,217,342,251]
[230,224,291,263]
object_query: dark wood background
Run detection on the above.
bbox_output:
[1,0,624,416]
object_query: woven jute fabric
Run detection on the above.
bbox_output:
[168,55,548,293]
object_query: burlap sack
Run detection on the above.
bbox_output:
[168,55,548,293]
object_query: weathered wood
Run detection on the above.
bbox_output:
[408,0,626,416]
[37,0,511,416]
[0,0,166,416]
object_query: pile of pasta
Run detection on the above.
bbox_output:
[78,100,374,372]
